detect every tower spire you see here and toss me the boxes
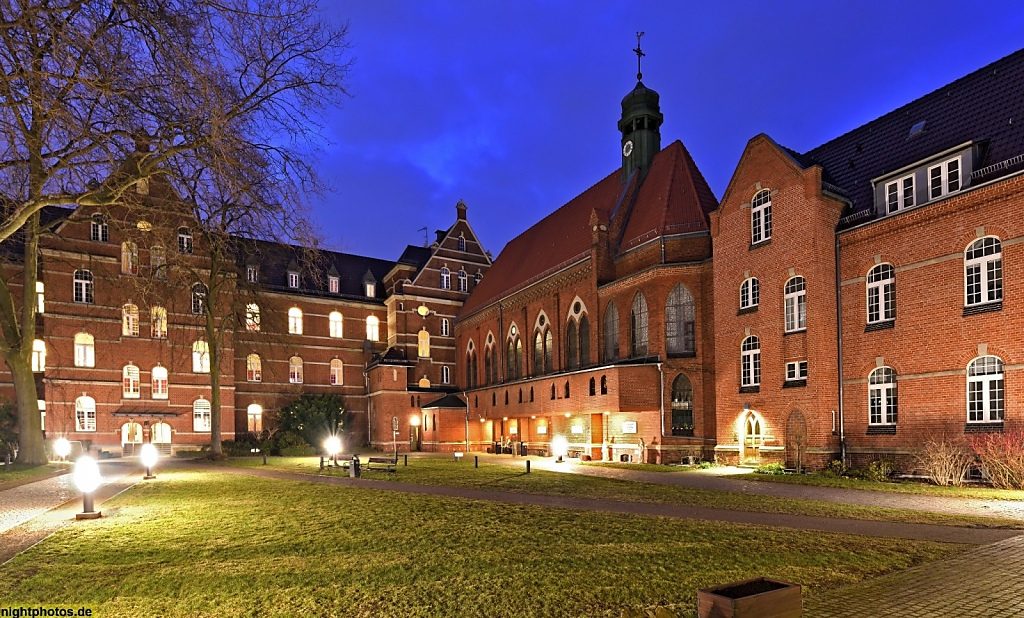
[633,31,645,81]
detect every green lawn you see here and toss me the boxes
[0,462,71,491]
[213,457,1024,529]
[0,469,965,617]
[729,472,1024,501]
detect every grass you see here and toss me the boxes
[581,461,687,473]
[0,469,966,617]
[213,456,1024,529]
[729,472,1024,501]
[0,461,71,490]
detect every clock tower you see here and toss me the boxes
[619,32,663,184]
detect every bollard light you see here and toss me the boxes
[54,437,72,461]
[140,443,159,479]
[551,436,568,463]
[325,436,341,466]
[73,456,103,520]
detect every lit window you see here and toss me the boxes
[884,174,915,214]
[245,303,260,332]
[193,399,211,432]
[288,307,303,334]
[152,365,168,399]
[75,396,96,432]
[192,340,210,373]
[418,329,430,357]
[968,356,1004,423]
[666,284,695,356]
[785,361,808,381]
[366,316,379,341]
[671,374,694,436]
[866,264,896,323]
[751,189,772,244]
[965,237,1002,307]
[150,245,166,279]
[31,339,46,372]
[191,283,207,315]
[330,359,343,385]
[784,276,806,332]
[740,277,759,310]
[38,400,45,431]
[74,333,95,367]
[289,356,303,384]
[246,354,262,382]
[741,336,760,387]
[178,227,193,254]
[364,282,375,297]
[122,303,140,337]
[440,267,451,290]
[121,241,139,275]
[247,404,263,432]
[287,271,299,288]
[629,292,648,357]
[90,215,108,242]
[35,281,44,314]
[246,265,258,283]
[928,157,961,199]
[442,366,450,384]
[457,269,468,292]
[151,306,167,339]
[457,235,466,251]
[122,364,141,398]
[868,367,897,425]
[328,276,339,293]
[441,318,450,337]
[329,312,343,338]
[73,269,94,304]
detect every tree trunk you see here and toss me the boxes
[207,319,223,456]
[12,357,44,464]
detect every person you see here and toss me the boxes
[638,437,646,464]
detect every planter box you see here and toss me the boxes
[697,577,801,618]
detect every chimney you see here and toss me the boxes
[456,200,467,220]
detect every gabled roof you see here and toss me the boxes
[421,394,467,409]
[801,48,1024,221]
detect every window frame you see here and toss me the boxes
[192,340,210,373]
[418,329,430,358]
[178,227,193,254]
[122,364,141,398]
[928,156,961,200]
[73,269,94,304]
[121,241,139,275]
[884,174,915,214]
[442,366,450,384]
[151,365,169,399]
[329,311,343,338]
[246,354,262,382]
[964,237,1002,307]
[74,333,95,368]
[246,265,259,283]
[245,303,261,332]
[90,215,109,242]
[122,303,140,337]
[151,306,168,339]
[868,367,897,425]
[665,284,696,356]
[289,356,304,384]
[288,307,303,335]
[784,276,806,333]
[287,271,299,289]
[866,264,896,323]
[785,360,808,381]
[31,339,46,373]
[741,336,760,387]
[629,293,649,357]
[330,359,343,385]
[967,356,1004,423]
[75,396,97,432]
[191,283,207,315]
[751,189,772,244]
[441,318,450,337]
[739,277,759,310]
[328,275,339,293]
[193,399,212,432]
[366,316,380,341]
[440,267,451,290]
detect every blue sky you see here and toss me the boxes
[312,1,1024,260]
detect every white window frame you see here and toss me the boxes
[152,366,168,399]
[928,157,961,200]
[967,356,1004,423]
[247,404,263,432]
[785,361,808,381]
[329,311,343,338]
[866,264,896,323]
[75,396,96,432]
[441,318,450,337]
[741,336,760,387]
[289,357,303,384]
[122,364,141,398]
[365,282,375,297]
[246,265,258,283]
[178,228,193,254]
[73,269,94,304]
[366,316,379,341]
[151,307,167,339]
[245,303,261,332]
[751,189,772,244]
[191,283,206,315]
[328,276,339,293]
[784,276,806,332]
[91,215,108,242]
[287,271,299,289]
[35,281,44,314]
[151,245,166,280]
[868,367,897,425]
[330,359,343,385]
[442,366,450,384]
[193,399,212,432]
[31,339,46,373]
[121,241,138,275]
[246,354,262,382]
[288,307,303,335]
[739,277,759,310]
[122,303,140,337]
[964,237,1002,307]
[74,333,95,367]
[884,174,915,214]
[457,235,466,251]
[457,270,468,292]
[440,267,451,290]
[192,341,210,373]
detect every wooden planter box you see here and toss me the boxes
[697,577,801,618]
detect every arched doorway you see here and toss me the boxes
[152,422,172,456]
[740,412,762,465]
[121,422,143,457]
[785,410,807,471]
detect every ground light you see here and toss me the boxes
[325,436,341,466]
[140,443,158,479]
[551,436,568,463]
[73,456,103,520]
[53,437,71,461]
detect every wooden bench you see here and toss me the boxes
[363,456,398,475]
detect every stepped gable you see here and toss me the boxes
[617,140,718,252]
[803,48,1024,218]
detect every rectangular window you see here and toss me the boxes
[288,272,299,288]
[884,174,914,214]
[35,282,44,314]
[152,377,168,399]
[365,282,375,297]
[785,361,807,381]
[246,266,258,283]
[329,276,339,293]
[929,157,962,199]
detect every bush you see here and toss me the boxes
[696,460,719,469]
[221,440,258,457]
[821,459,847,478]
[754,462,786,475]
[863,459,896,482]
[968,430,1024,490]
[915,435,974,487]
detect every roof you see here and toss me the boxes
[459,140,717,317]
[801,48,1024,221]
[421,394,467,409]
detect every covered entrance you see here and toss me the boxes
[121,422,143,456]
[112,411,178,456]
[740,411,763,465]
[152,422,172,455]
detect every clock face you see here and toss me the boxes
[622,140,634,157]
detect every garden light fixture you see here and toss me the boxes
[73,456,103,520]
[140,443,158,479]
[53,437,71,461]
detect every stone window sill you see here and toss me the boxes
[864,320,895,332]
[963,301,1002,317]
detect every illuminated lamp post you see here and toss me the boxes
[54,437,71,462]
[325,435,342,466]
[140,443,158,479]
[73,456,103,520]
[551,436,568,464]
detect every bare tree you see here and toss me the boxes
[0,0,350,463]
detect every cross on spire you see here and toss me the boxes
[633,31,645,81]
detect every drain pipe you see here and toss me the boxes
[834,234,847,465]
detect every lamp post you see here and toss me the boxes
[140,443,158,479]
[53,437,71,462]
[73,456,103,520]
[325,435,341,466]
[551,436,568,464]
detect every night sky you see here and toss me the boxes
[313,1,1024,261]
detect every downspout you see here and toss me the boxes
[363,369,372,448]
[464,390,470,451]
[834,234,846,465]
[657,361,666,443]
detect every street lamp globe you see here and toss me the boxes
[325,436,341,457]
[73,455,103,519]
[140,443,159,479]
[551,436,569,463]
[53,437,71,461]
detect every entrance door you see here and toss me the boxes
[409,425,421,451]
[121,422,143,456]
[152,422,172,456]
[590,413,605,461]
[742,414,761,465]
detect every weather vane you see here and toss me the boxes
[633,31,645,81]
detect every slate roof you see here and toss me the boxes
[421,393,467,409]
[800,48,1024,222]
[459,139,718,317]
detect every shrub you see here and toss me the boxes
[968,430,1024,490]
[696,460,719,469]
[754,462,786,475]
[821,459,847,478]
[863,459,896,482]
[915,435,974,487]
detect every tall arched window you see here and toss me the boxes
[600,375,608,395]
[868,367,897,426]
[516,338,524,379]
[967,356,1004,423]
[457,235,466,251]
[246,354,262,382]
[151,306,167,338]
[666,284,695,355]
[578,315,590,367]
[566,320,578,370]
[90,214,108,242]
[671,374,694,436]
[484,347,492,386]
[74,333,95,367]
[604,302,619,362]
[507,337,522,380]
[192,340,210,373]
[440,267,451,290]
[73,269,94,304]
[289,356,304,384]
[418,329,430,357]
[122,364,141,398]
[457,269,468,292]
[330,359,344,385]
[191,283,207,315]
[288,307,303,334]
[441,318,450,337]
[741,336,760,388]
[965,237,1002,307]
[246,303,261,332]
[151,365,169,399]
[543,330,553,374]
[329,311,343,338]
[466,348,476,388]
[121,241,138,275]
[366,316,380,341]
[867,264,896,324]
[630,292,649,357]
[247,404,263,432]
[784,276,806,332]
[751,189,771,244]
[122,303,140,336]
[193,399,211,431]
[31,339,46,372]
[442,366,450,384]
[150,245,166,279]
[534,331,544,376]
[75,396,96,431]
[740,277,759,310]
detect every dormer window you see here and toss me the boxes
[885,174,914,214]
[928,157,961,199]
[329,275,339,293]
[365,282,375,297]
[246,265,258,283]
[287,272,299,289]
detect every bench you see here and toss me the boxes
[364,456,398,475]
